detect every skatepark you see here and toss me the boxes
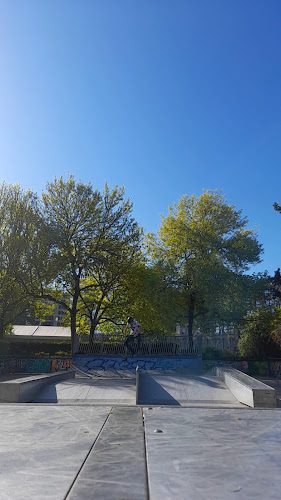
[0,353,281,499]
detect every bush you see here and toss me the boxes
[221,349,239,360]
[238,308,281,359]
[0,341,71,357]
[202,346,222,360]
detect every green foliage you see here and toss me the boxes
[146,190,263,335]
[40,176,141,343]
[0,178,269,353]
[0,182,42,336]
[6,341,71,357]
[247,361,268,376]
[98,321,124,337]
[273,202,281,214]
[0,176,142,348]
[202,347,239,360]
[202,346,222,359]
[238,308,281,358]
[121,261,181,335]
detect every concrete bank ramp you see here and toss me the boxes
[33,377,136,405]
[138,371,243,407]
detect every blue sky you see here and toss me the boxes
[0,0,280,275]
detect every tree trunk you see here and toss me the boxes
[70,292,79,357]
[0,314,5,340]
[90,320,96,337]
[188,292,195,338]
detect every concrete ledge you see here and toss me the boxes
[0,370,75,403]
[215,367,276,408]
[136,366,140,405]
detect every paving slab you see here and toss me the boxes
[138,373,242,406]
[67,407,147,500]
[0,405,111,500]
[144,407,281,500]
[33,377,136,404]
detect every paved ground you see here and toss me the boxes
[0,372,281,499]
[0,402,281,499]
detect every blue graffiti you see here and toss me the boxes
[73,355,202,377]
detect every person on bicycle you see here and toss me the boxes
[123,317,142,359]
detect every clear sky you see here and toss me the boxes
[0,1,280,275]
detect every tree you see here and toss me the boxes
[0,183,41,337]
[146,191,263,337]
[76,184,141,335]
[123,261,181,335]
[271,268,281,301]
[273,202,281,214]
[20,176,141,352]
[238,307,281,358]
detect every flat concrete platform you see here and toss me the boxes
[0,405,112,499]
[144,407,281,500]
[0,403,281,499]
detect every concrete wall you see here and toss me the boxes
[73,355,202,376]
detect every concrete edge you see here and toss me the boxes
[136,366,139,405]
[0,370,75,403]
[215,367,276,408]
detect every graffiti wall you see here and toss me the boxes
[0,358,72,374]
[73,354,202,377]
[50,359,72,372]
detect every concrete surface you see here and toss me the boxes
[216,367,276,408]
[33,377,136,405]
[0,370,75,403]
[67,407,147,500]
[0,368,281,499]
[0,405,111,499]
[144,407,281,500]
[0,402,281,499]
[138,372,242,406]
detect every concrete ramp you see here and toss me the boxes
[33,377,136,405]
[138,372,242,406]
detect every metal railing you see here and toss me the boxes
[77,334,202,357]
